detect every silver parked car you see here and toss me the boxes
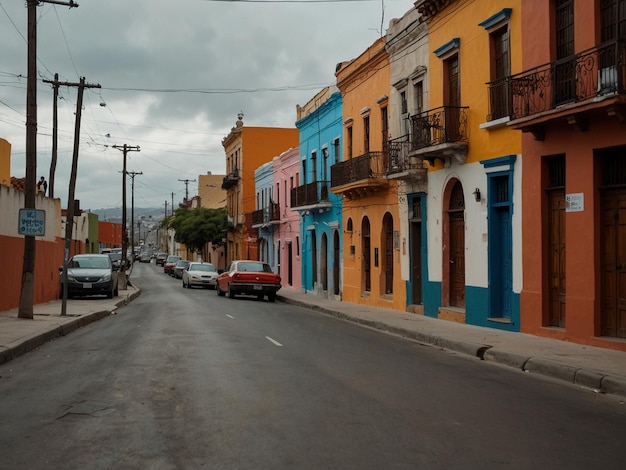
[59,254,119,299]
[182,262,218,289]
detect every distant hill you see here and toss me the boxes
[88,207,165,224]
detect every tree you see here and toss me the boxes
[168,207,226,254]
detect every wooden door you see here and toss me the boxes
[601,188,626,338]
[450,211,465,307]
[411,221,422,305]
[549,189,566,327]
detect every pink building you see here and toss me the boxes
[273,148,302,292]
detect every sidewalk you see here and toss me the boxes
[1,283,625,398]
[0,285,140,365]
[276,289,626,399]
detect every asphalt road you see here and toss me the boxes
[1,261,625,469]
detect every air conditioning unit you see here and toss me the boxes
[598,66,618,94]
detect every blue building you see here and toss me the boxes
[253,160,277,269]
[293,87,343,299]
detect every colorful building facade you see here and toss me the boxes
[416,0,523,329]
[294,87,343,299]
[509,0,626,350]
[273,147,302,292]
[332,37,406,311]
[385,6,429,312]
[221,115,299,264]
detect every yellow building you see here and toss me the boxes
[221,115,298,263]
[415,0,523,329]
[0,138,11,187]
[332,37,405,311]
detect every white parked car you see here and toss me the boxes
[182,262,218,289]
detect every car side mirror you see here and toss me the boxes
[58,266,64,272]
[112,264,120,272]
[217,269,224,274]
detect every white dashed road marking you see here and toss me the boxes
[266,336,283,347]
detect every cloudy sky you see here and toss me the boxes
[1,0,412,211]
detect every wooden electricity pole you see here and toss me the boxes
[59,77,101,316]
[19,0,78,319]
[112,144,140,290]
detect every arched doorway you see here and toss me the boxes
[333,229,340,296]
[382,212,394,295]
[310,230,317,290]
[320,232,328,292]
[446,180,465,307]
[361,217,371,293]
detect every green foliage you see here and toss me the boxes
[168,207,227,253]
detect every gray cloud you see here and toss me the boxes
[0,0,410,210]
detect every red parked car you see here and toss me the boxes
[163,255,181,275]
[216,260,281,302]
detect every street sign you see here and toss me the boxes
[18,209,46,236]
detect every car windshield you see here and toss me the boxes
[237,262,271,273]
[167,256,180,263]
[176,260,189,267]
[190,264,216,272]
[108,253,121,261]
[70,256,110,269]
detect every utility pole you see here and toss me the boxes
[171,192,175,215]
[112,144,140,290]
[20,0,78,320]
[127,171,143,255]
[60,78,101,317]
[178,178,196,205]
[43,73,59,198]
[60,77,101,316]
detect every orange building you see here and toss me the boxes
[332,37,406,310]
[510,0,626,350]
[221,114,298,263]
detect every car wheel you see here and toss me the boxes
[268,292,276,303]
[228,285,236,299]
[114,284,119,296]
[182,279,186,288]
[107,288,113,299]
[217,285,225,296]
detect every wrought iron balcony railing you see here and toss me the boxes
[251,203,280,227]
[290,181,330,209]
[330,151,387,188]
[503,39,626,120]
[411,106,469,150]
[221,167,240,190]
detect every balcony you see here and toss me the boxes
[386,135,428,183]
[251,202,281,228]
[330,151,389,199]
[290,181,331,212]
[221,167,240,190]
[505,40,626,139]
[410,106,469,166]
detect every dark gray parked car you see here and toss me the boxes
[59,254,119,299]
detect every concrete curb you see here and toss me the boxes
[277,295,626,399]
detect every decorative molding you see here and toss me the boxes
[478,8,512,30]
[434,38,460,58]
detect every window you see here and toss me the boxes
[346,126,353,159]
[601,0,626,41]
[381,106,388,152]
[488,25,511,120]
[363,115,370,153]
[400,90,408,114]
[311,151,317,182]
[333,138,340,164]
[414,81,424,115]
[322,147,329,182]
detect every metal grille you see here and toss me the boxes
[601,147,626,186]
[493,176,510,203]
[547,155,566,189]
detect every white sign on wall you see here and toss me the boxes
[565,193,584,213]
[18,209,46,236]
